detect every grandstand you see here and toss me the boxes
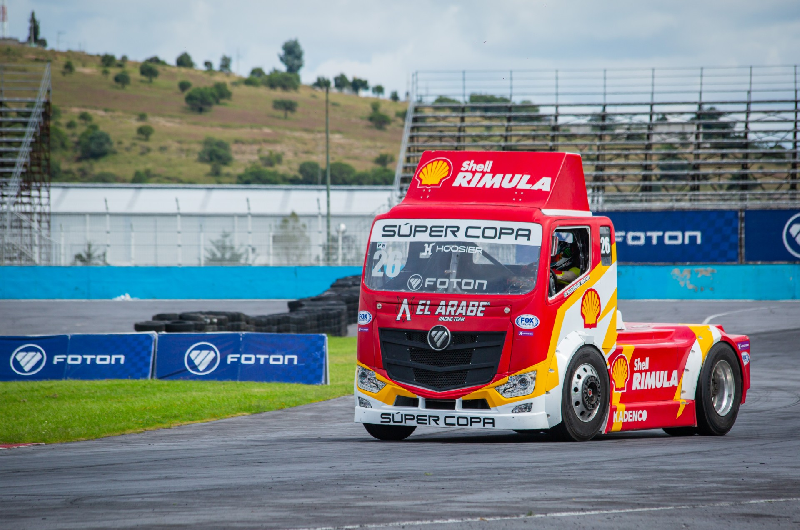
[394,66,799,210]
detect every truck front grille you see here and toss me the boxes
[379,328,506,392]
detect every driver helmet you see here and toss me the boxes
[553,240,575,270]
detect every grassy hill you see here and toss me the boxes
[2,46,406,185]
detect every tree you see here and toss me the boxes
[178,80,192,93]
[334,73,350,92]
[236,165,290,184]
[72,242,107,266]
[298,161,321,184]
[213,82,232,101]
[114,70,131,88]
[27,11,46,47]
[273,99,298,119]
[205,232,248,265]
[136,125,154,141]
[145,56,167,65]
[373,153,395,168]
[351,77,369,96]
[137,112,148,122]
[371,85,385,97]
[219,55,232,73]
[390,91,399,102]
[50,126,70,152]
[185,87,215,112]
[204,60,213,72]
[368,102,391,130]
[101,68,110,78]
[139,62,159,82]
[66,119,77,129]
[101,54,116,67]
[250,67,267,78]
[118,55,128,67]
[260,150,283,167]
[278,39,304,74]
[176,52,194,68]
[274,212,309,264]
[62,61,75,76]
[312,76,331,89]
[78,127,114,159]
[197,137,233,165]
[78,111,93,125]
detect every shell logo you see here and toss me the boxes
[611,355,629,392]
[415,158,453,187]
[581,288,601,329]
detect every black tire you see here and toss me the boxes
[179,312,206,322]
[134,320,166,332]
[152,313,179,322]
[663,427,698,436]
[552,346,610,442]
[363,423,416,441]
[695,343,742,436]
[165,321,196,333]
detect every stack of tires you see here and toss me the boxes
[132,274,361,337]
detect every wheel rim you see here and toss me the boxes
[710,359,735,416]
[571,363,602,422]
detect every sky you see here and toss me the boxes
[6,0,800,96]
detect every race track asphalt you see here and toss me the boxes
[1,301,799,529]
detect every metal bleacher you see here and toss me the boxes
[394,66,799,211]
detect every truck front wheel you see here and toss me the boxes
[553,347,610,442]
[363,423,416,441]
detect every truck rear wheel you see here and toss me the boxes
[553,347,610,442]
[695,343,742,436]
[363,423,416,441]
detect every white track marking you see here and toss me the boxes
[294,497,800,530]
[702,306,776,325]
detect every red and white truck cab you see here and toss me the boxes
[354,151,751,441]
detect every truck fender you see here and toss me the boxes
[544,331,597,428]
[680,325,722,401]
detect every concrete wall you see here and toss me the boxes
[1,265,797,300]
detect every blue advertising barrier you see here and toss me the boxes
[155,333,328,384]
[0,333,156,381]
[606,210,739,263]
[744,209,800,262]
[0,266,362,300]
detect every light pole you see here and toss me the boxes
[325,85,331,264]
[337,223,346,266]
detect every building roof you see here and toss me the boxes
[50,183,395,216]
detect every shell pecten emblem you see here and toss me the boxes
[611,355,629,392]
[415,158,453,187]
[581,288,601,329]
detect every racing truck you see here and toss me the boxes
[354,151,751,442]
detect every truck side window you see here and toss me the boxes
[550,227,591,296]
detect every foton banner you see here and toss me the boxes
[155,333,328,384]
[0,333,156,381]
[744,209,800,262]
[605,210,739,264]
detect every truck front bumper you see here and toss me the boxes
[353,389,551,431]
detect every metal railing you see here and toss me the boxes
[396,66,800,209]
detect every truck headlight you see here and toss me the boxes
[357,367,386,394]
[495,370,537,398]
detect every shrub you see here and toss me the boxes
[197,137,232,165]
[260,151,283,167]
[298,161,321,183]
[78,111,92,124]
[136,125,154,141]
[65,119,77,129]
[390,91,399,102]
[265,69,299,91]
[243,76,261,87]
[118,55,128,67]
[113,70,131,88]
[178,80,192,93]
[236,165,291,185]
[137,112,147,121]
[101,68,109,78]
[368,102,391,130]
[184,87,215,112]
[100,54,116,67]
[145,56,167,65]
[61,61,74,76]
[51,126,70,151]
[272,99,298,119]
[213,82,232,101]
[373,153,395,168]
[78,128,114,160]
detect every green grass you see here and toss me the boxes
[0,337,356,444]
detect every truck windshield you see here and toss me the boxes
[364,219,542,295]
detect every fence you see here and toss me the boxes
[396,66,800,208]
